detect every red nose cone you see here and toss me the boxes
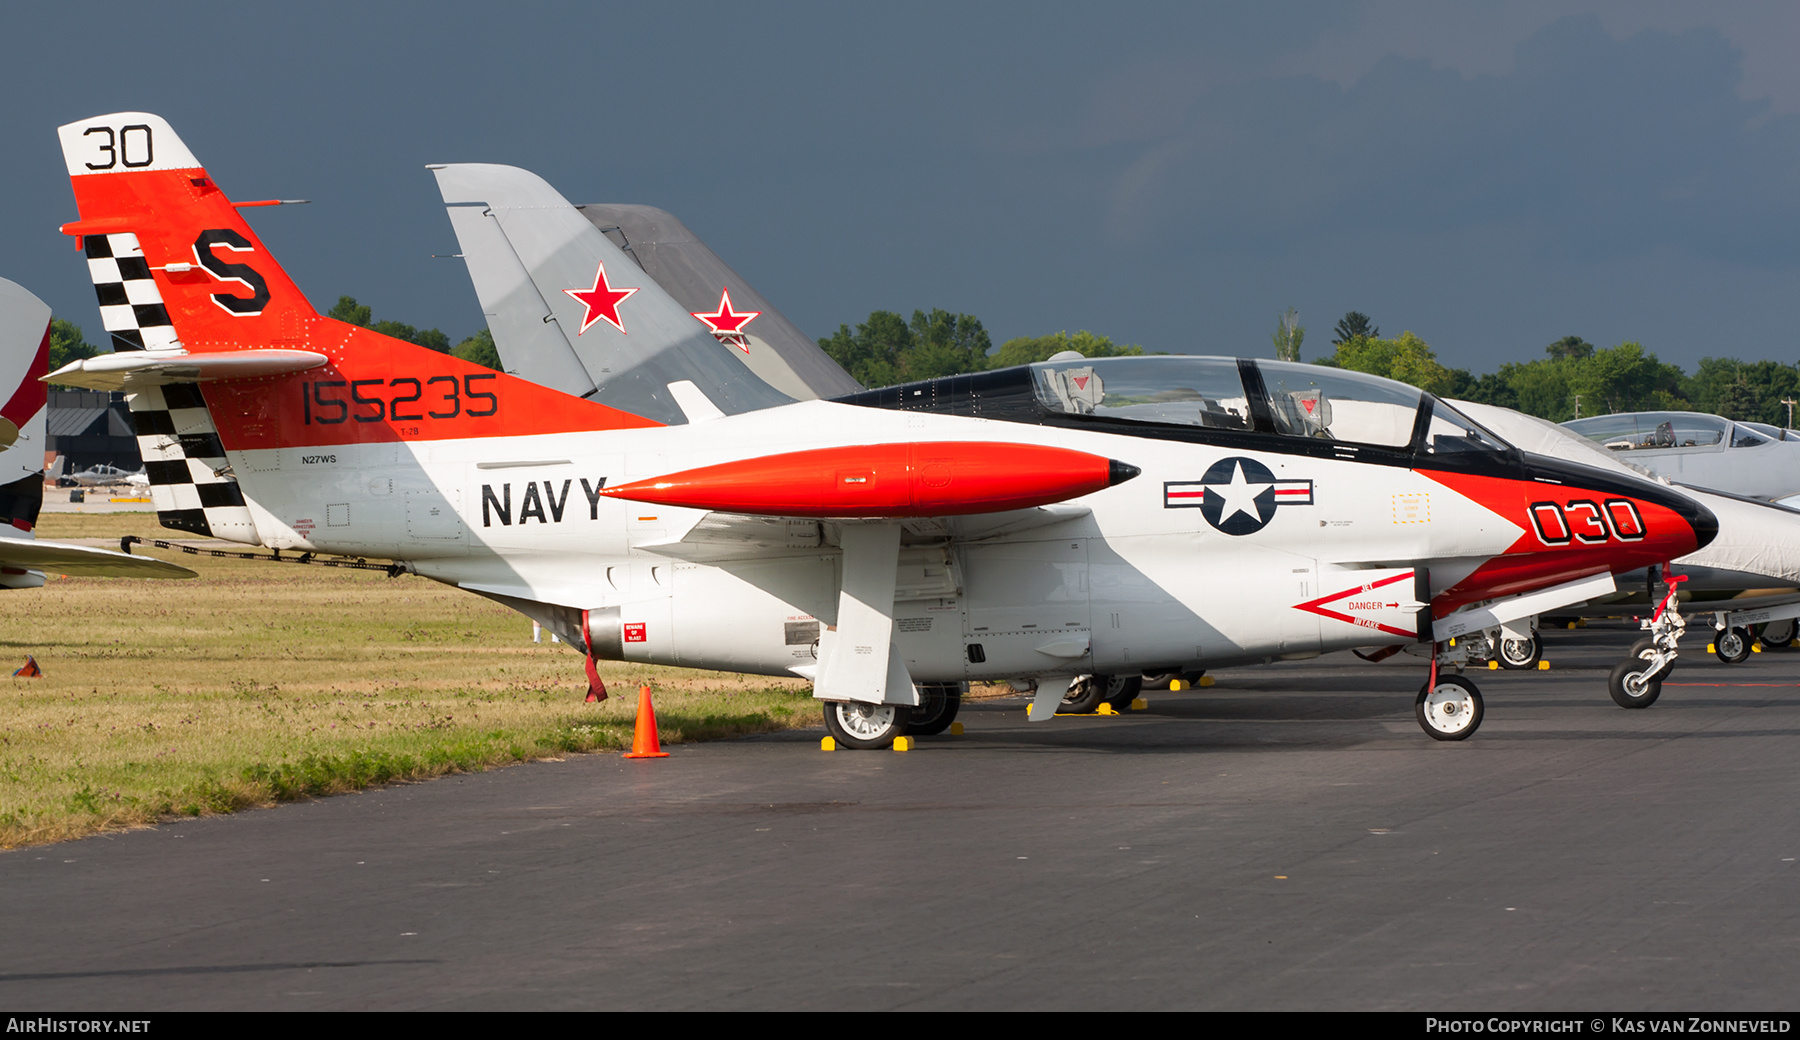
[601,442,1134,517]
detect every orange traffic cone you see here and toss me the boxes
[12,656,40,678]
[583,653,607,703]
[623,684,670,759]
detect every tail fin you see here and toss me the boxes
[431,164,795,424]
[0,278,50,529]
[58,114,662,544]
[59,113,316,350]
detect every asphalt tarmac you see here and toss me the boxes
[4,623,1798,1011]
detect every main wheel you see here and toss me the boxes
[1609,656,1663,708]
[823,701,912,749]
[1496,632,1542,669]
[1415,675,1484,741]
[1714,626,1752,665]
[1061,674,1133,714]
[1760,618,1797,650]
[906,683,962,737]
[1104,675,1144,710]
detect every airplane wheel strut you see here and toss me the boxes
[1714,626,1753,665]
[1496,633,1542,670]
[1415,675,1483,741]
[823,701,912,750]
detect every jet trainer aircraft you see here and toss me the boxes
[50,113,1717,746]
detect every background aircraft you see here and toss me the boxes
[0,276,191,585]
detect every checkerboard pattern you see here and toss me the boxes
[126,383,261,543]
[83,233,180,352]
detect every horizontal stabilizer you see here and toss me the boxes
[601,442,1139,518]
[45,349,327,391]
[0,535,195,578]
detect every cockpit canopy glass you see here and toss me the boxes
[1255,361,1424,448]
[1564,412,1733,452]
[1032,356,1252,430]
[1025,356,1511,455]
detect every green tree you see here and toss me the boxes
[1572,342,1686,415]
[48,319,102,370]
[818,309,992,385]
[1545,335,1594,360]
[819,310,913,387]
[452,328,502,371]
[988,330,1145,368]
[1271,307,1304,362]
[328,296,372,327]
[1332,311,1377,345]
[904,309,991,380]
[1319,330,1452,395]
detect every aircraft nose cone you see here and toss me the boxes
[1687,499,1720,552]
[1108,460,1141,486]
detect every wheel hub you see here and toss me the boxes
[836,703,897,739]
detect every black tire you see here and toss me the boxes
[1104,676,1144,710]
[1630,636,1657,660]
[1140,672,1177,691]
[822,701,912,749]
[1714,626,1753,665]
[906,683,962,737]
[1609,657,1663,708]
[1415,674,1483,741]
[1496,632,1542,670]
[1061,674,1135,714]
[1760,618,1796,650]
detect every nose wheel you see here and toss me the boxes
[1416,674,1484,741]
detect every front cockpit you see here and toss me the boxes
[836,355,1512,466]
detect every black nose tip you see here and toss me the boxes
[1108,460,1141,486]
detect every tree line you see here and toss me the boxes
[822,306,1800,427]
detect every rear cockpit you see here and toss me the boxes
[836,355,1512,465]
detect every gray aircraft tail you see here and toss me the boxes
[575,203,861,400]
[433,164,845,425]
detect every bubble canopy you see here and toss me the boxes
[838,355,1512,459]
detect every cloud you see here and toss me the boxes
[1092,16,1800,270]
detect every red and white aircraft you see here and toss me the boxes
[0,275,192,585]
[50,113,1716,745]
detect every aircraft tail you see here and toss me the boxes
[56,113,662,544]
[0,278,50,530]
[431,164,798,424]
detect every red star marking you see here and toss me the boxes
[692,287,761,336]
[563,262,640,335]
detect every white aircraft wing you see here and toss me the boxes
[0,536,196,578]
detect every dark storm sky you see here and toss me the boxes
[5,1,1799,373]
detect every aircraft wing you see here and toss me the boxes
[0,535,195,578]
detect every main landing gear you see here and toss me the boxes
[822,682,965,748]
[1059,674,1142,714]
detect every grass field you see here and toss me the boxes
[1,511,821,848]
